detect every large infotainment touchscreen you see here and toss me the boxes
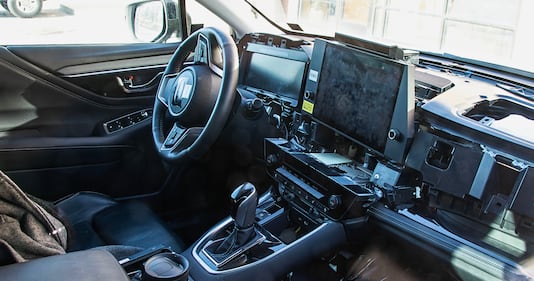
[311,42,408,155]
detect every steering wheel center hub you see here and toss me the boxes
[169,69,195,116]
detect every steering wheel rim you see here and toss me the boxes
[152,27,238,163]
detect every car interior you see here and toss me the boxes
[0,1,533,281]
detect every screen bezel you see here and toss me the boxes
[238,43,309,107]
[303,39,415,164]
[313,42,404,154]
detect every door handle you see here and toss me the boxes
[116,72,163,94]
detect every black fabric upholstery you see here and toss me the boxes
[56,192,115,251]
[93,200,184,251]
[56,192,184,253]
[0,249,129,281]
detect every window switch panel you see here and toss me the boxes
[104,109,152,134]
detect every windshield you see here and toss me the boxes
[247,0,533,73]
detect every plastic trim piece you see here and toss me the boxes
[190,219,345,276]
[62,64,167,78]
[103,108,152,134]
[368,204,530,281]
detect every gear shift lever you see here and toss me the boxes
[231,182,258,231]
[210,182,259,258]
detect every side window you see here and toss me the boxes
[1,1,137,44]
[0,0,231,45]
[185,0,231,35]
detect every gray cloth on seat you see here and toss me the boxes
[93,245,144,261]
[0,171,68,265]
[0,249,129,281]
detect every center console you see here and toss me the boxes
[180,135,403,280]
[183,181,348,281]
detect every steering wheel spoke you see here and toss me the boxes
[193,32,224,78]
[157,74,180,108]
[161,123,186,149]
[162,123,204,153]
[193,32,210,65]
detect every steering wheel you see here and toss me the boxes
[152,27,238,163]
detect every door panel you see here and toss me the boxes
[0,44,178,201]
[65,67,165,98]
[5,44,177,99]
[7,44,178,73]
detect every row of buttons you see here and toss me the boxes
[276,173,331,216]
[104,109,152,134]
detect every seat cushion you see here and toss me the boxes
[56,192,184,253]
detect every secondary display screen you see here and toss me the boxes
[313,43,404,153]
[243,52,306,100]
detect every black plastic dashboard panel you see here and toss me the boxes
[368,204,530,281]
[406,130,484,198]
[421,73,533,163]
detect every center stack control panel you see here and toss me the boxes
[265,138,375,225]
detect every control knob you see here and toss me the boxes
[266,154,279,166]
[328,195,342,210]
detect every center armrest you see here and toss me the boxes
[0,249,129,281]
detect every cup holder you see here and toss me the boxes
[142,253,189,281]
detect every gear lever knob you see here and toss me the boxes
[230,182,257,229]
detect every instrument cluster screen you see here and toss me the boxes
[243,52,306,101]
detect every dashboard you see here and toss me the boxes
[234,32,534,279]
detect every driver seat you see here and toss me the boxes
[55,192,185,255]
[0,167,184,265]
